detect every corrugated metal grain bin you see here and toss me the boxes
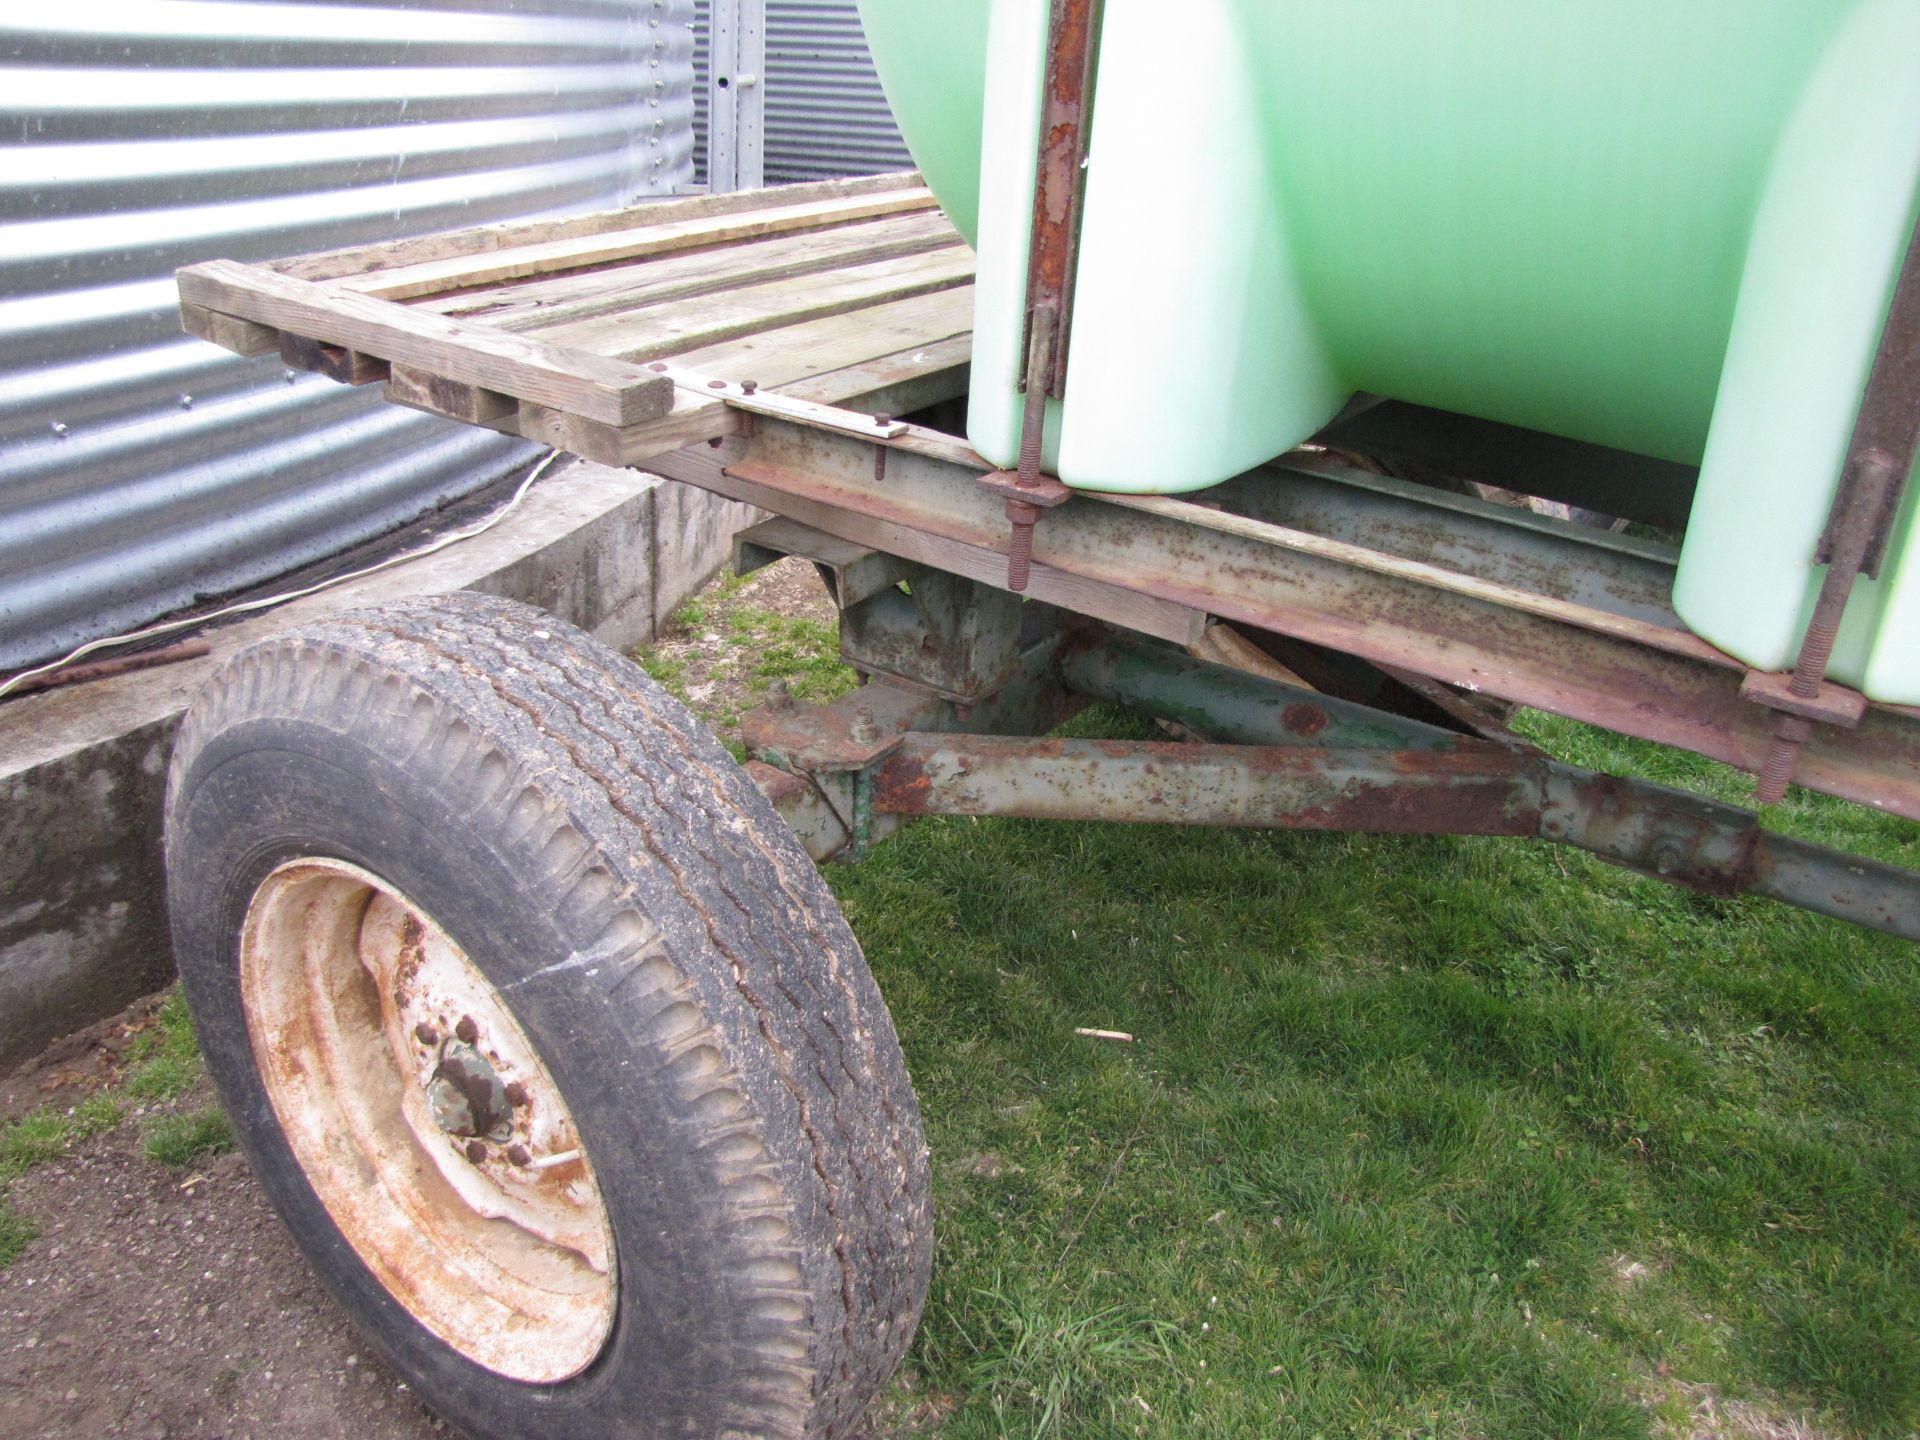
[692,0,907,188]
[0,0,694,672]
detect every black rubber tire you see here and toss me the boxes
[164,592,932,1440]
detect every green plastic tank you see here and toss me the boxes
[855,0,1920,704]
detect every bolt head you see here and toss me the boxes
[506,1144,532,1167]
[414,1021,439,1046]
[455,1016,479,1045]
[464,1139,488,1164]
[503,1081,529,1108]
[873,413,892,427]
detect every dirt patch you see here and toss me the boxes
[0,1066,929,1439]
[0,995,167,1128]
[0,1075,444,1440]
[638,554,844,746]
[1649,1379,1838,1440]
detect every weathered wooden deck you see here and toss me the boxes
[178,171,974,469]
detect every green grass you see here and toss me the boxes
[123,988,205,1101]
[811,705,1920,1439]
[0,1202,33,1269]
[0,985,214,1269]
[633,576,1919,1435]
[0,1091,125,1267]
[633,582,860,757]
[144,1107,234,1169]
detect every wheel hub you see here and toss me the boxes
[239,857,617,1383]
[425,1039,514,1142]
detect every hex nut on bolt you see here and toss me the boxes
[503,1081,529,1107]
[464,1139,488,1164]
[414,1021,439,1046]
[455,1016,479,1044]
[507,1144,532,1167]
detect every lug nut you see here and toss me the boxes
[506,1144,532,1167]
[414,1021,439,1046]
[503,1081,529,1107]
[464,1139,488,1164]
[455,1015,479,1045]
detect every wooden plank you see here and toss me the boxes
[675,373,909,439]
[278,332,389,385]
[777,334,973,422]
[180,302,280,356]
[514,289,977,469]
[277,170,926,281]
[337,187,940,302]
[516,393,744,467]
[418,210,965,332]
[177,260,673,426]
[528,246,975,361]
[386,364,518,430]
[777,331,973,405]
[671,285,975,387]
[1190,622,1315,689]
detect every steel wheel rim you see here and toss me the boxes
[240,858,617,1382]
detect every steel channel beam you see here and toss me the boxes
[852,733,1920,943]
[1541,765,1920,943]
[739,614,1920,940]
[649,421,1920,820]
[870,734,1545,836]
[1058,627,1471,751]
[1214,463,1682,626]
[1317,399,1699,533]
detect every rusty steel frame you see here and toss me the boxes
[726,560,1920,942]
[648,5,1920,945]
[1749,209,1920,802]
[979,0,1103,590]
[647,414,1920,823]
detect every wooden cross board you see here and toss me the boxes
[176,171,976,469]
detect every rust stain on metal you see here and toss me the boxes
[1021,0,1102,394]
[1282,702,1329,737]
[871,734,1540,836]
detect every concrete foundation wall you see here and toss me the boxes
[0,461,758,1068]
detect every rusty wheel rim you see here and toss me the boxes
[240,858,617,1382]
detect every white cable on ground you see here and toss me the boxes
[0,449,563,702]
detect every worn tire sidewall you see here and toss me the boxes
[169,713,773,1438]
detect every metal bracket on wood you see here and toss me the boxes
[1747,210,1920,803]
